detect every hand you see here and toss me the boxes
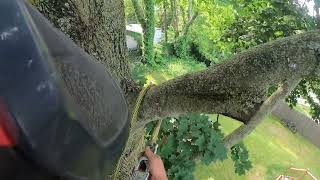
[144,147,168,180]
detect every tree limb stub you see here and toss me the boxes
[134,30,320,129]
[223,78,301,148]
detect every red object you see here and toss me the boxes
[0,102,16,147]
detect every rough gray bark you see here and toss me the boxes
[30,0,133,90]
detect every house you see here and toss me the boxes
[126,24,162,50]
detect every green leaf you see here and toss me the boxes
[159,134,176,159]
[194,135,206,151]
[202,151,215,165]
[231,143,252,175]
[214,143,228,160]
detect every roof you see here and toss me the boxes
[126,24,143,34]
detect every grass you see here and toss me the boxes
[194,115,320,180]
[131,56,206,86]
[293,104,312,118]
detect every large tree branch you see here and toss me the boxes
[223,78,301,148]
[134,30,320,129]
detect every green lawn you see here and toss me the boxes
[194,115,320,180]
[293,104,312,118]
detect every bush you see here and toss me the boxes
[147,114,227,180]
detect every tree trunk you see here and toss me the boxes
[315,1,320,29]
[131,0,155,63]
[143,0,155,63]
[188,0,193,21]
[172,0,180,37]
[167,0,175,30]
[180,4,187,26]
[29,0,144,179]
[182,12,198,36]
[131,0,146,27]
[163,0,168,43]
[31,0,131,86]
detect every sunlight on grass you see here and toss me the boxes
[293,104,312,118]
[194,115,320,180]
[132,58,206,85]
[167,63,188,75]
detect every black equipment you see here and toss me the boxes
[0,0,129,179]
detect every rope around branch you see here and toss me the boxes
[131,84,154,128]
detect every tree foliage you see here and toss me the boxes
[147,114,227,179]
[146,114,253,179]
[223,0,315,51]
[231,143,252,175]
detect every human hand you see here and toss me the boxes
[144,147,168,180]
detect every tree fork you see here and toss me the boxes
[223,78,301,148]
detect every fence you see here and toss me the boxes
[272,102,320,149]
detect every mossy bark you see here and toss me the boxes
[131,0,155,63]
[31,0,131,86]
[143,0,155,63]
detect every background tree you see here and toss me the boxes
[131,0,156,63]
[315,0,320,28]
[29,0,320,179]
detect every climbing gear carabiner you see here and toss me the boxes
[132,144,158,180]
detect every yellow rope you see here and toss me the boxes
[131,84,153,128]
[112,84,154,180]
[130,83,162,145]
[130,83,162,146]
[150,119,162,145]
